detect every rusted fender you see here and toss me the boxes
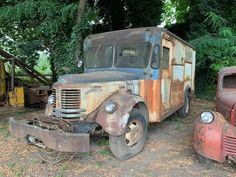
[96,93,147,136]
[193,112,226,162]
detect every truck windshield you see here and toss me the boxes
[115,43,150,68]
[85,45,113,68]
[223,74,236,89]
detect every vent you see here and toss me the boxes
[61,89,81,109]
[224,136,236,156]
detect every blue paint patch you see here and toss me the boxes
[152,69,160,80]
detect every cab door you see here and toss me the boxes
[160,38,172,118]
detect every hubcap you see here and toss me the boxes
[125,120,143,147]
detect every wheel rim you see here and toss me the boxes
[185,96,189,114]
[125,120,143,147]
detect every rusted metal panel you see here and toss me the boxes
[24,87,49,105]
[96,93,145,136]
[9,117,89,153]
[193,112,225,162]
[140,80,161,122]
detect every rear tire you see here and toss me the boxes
[109,109,148,160]
[177,92,190,118]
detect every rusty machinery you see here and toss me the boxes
[0,49,52,107]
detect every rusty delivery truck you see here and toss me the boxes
[9,27,196,163]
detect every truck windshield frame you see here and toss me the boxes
[85,45,113,68]
[115,43,151,68]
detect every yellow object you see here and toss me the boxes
[9,87,24,107]
[0,61,6,98]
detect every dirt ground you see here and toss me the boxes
[0,98,236,177]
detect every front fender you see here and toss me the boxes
[193,112,226,162]
[96,93,146,136]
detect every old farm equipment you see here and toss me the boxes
[193,67,236,164]
[0,49,52,107]
[9,27,196,163]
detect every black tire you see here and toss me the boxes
[199,154,213,166]
[177,92,190,118]
[109,109,148,160]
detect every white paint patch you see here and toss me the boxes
[172,65,184,81]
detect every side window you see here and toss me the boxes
[162,47,170,69]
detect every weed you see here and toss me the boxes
[99,149,112,156]
[79,152,93,158]
[7,162,24,177]
[15,168,24,177]
[97,138,109,146]
[8,162,15,169]
[0,127,10,139]
[95,161,103,168]
[55,163,69,177]
[30,159,39,165]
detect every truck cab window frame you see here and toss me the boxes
[162,47,170,69]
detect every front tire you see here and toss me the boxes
[109,109,148,160]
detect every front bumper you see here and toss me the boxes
[9,117,89,153]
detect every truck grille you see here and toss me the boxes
[52,89,56,108]
[224,136,236,156]
[61,89,81,109]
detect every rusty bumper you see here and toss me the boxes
[9,117,89,153]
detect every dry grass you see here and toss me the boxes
[0,98,235,177]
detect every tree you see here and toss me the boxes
[0,0,96,80]
[125,0,163,27]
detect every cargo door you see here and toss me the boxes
[160,38,172,117]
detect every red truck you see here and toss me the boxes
[193,67,236,164]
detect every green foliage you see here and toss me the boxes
[162,0,189,26]
[125,0,163,27]
[0,0,96,79]
[190,12,236,89]
[34,53,52,75]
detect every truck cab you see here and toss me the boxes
[193,67,236,164]
[10,27,196,162]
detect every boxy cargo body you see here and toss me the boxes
[10,27,196,162]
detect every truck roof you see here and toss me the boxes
[219,67,236,77]
[84,27,195,50]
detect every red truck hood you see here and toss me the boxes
[218,92,236,109]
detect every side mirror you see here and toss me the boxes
[151,62,158,69]
[151,45,160,69]
[77,60,83,68]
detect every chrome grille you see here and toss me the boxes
[224,136,236,156]
[61,89,81,109]
[52,89,56,108]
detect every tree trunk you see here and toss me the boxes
[75,0,88,62]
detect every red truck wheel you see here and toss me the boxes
[109,109,148,160]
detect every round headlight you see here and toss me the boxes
[48,95,54,105]
[200,111,214,123]
[104,101,117,114]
